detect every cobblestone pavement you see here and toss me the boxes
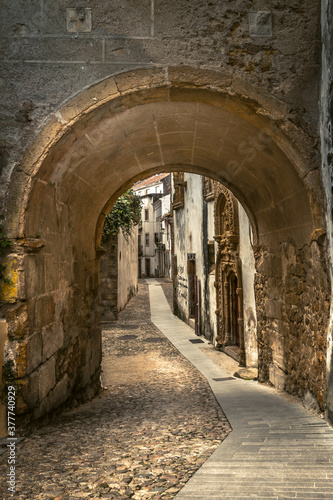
[0,280,231,499]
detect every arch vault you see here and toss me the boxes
[1,67,330,425]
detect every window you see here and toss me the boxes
[204,177,215,201]
[172,172,186,210]
[145,209,149,221]
[145,233,149,246]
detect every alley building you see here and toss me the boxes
[134,174,172,279]
[172,174,258,369]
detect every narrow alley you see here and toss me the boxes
[0,280,230,499]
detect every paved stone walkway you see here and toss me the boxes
[147,279,333,500]
[0,280,230,499]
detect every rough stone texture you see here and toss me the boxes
[100,235,118,321]
[0,0,321,203]
[303,389,321,413]
[0,281,230,499]
[0,0,332,425]
[321,0,333,425]
[255,238,330,411]
[100,228,138,321]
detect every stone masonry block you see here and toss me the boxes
[168,66,233,90]
[1,254,24,303]
[35,294,55,330]
[5,37,101,62]
[269,363,286,391]
[87,0,151,37]
[0,0,41,35]
[42,322,64,362]
[26,331,42,374]
[77,363,91,390]
[104,39,151,64]
[90,332,102,374]
[24,254,45,300]
[262,253,282,278]
[6,302,30,340]
[48,374,70,409]
[38,356,56,401]
[115,68,168,95]
[15,342,27,379]
[265,298,283,320]
[22,369,40,409]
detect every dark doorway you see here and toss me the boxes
[187,255,196,319]
[146,259,151,278]
[229,272,239,347]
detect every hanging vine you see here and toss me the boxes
[102,189,142,242]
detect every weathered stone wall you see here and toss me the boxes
[100,228,138,322]
[321,0,333,423]
[0,0,331,425]
[0,0,322,208]
[0,320,7,436]
[2,231,102,428]
[100,236,118,322]
[255,235,330,411]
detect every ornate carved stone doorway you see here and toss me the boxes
[214,185,246,366]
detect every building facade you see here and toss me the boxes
[134,174,172,278]
[172,173,258,368]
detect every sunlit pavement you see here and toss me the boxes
[148,279,333,500]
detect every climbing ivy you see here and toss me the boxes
[102,189,142,242]
[0,215,12,284]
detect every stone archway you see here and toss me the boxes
[1,67,330,426]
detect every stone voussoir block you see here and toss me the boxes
[168,66,233,91]
[115,67,169,95]
[230,75,289,120]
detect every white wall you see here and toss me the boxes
[173,174,204,325]
[207,200,218,340]
[117,227,138,311]
[238,203,258,367]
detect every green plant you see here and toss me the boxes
[0,215,12,284]
[102,189,142,242]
